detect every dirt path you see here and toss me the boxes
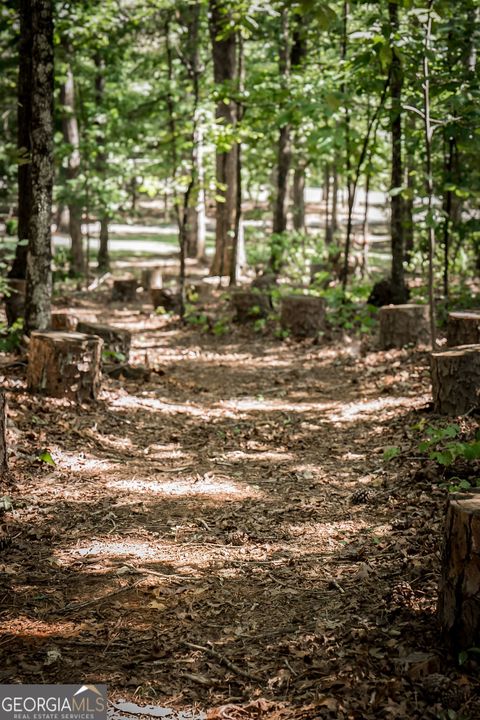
[0,300,477,719]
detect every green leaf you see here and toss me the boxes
[383,446,400,461]
[38,451,56,467]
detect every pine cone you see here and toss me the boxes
[350,488,375,505]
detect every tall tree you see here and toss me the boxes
[209,0,238,277]
[24,0,54,334]
[8,0,32,284]
[95,52,110,274]
[272,7,292,238]
[60,52,84,275]
[389,1,407,303]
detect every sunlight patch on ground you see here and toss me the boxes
[327,395,425,423]
[70,540,160,559]
[219,397,335,413]
[1,618,84,638]
[106,475,262,498]
[56,452,118,473]
[216,450,294,463]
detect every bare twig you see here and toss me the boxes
[184,641,261,682]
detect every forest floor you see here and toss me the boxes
[0,285,479,720]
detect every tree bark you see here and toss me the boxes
[60,57,84,275]
[431,345,480,415]
[8,0,32,286]
[272,8,292,239]
[95,53,110,273]
[24,0,54,335]
[438,488,480,653]
[0,393,7,476]
[292,164,306,232]
[389,2,407,304]
[208,0,237,277]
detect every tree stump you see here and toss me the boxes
[50,312,78,331]
[378,303,430,349]
[0,392,7,475]
[231,289,271,323]
[141,267,163,290]
[438,488,480,652]
[4,279,26,326]
[27,331,103,401]
[280,295,326,338]
[431,344,480,415]
[76,321,131,361]
[151,288,182,313]
[112,277,138,303]
[447,311,480,347]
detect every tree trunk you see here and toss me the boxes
[95,53,110,273]
[281,295,327,339]
[186,123,207,260]
[389,2,407,304]
[24,0,54,335]
[438,488,480,653]
[378,304,430,349]
[292,165,306,232]
[0,393,7,476]
[447,311,480,347]
[8,0,32,287]
[27,331,103,401]
[208,0,237,277]
[60,57,84,275]
[404,115,415,262]
[431,345,480,415]
[324,164,333,244]
[332,161,338,236]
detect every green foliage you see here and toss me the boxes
[0,319,23,353]
[383,446,400,461]
[418,424,480,491]
[37,450,56,467]
[102,349,127,363]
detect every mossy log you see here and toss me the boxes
[438,488,480,652]
[112,277,138,302]
[0,392,7,475]
[280,295,326,338]
[231,289,271,323]
[378,303,430,349]
[447,311,480,347]
[151,288,182,313]
[27,331,103,401]
[50,312,78,331]
[5,279,26,326]
[141,267,163,290]
[76,321,131,360]
[431,344,480,415]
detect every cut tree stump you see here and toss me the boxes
[431,344,480,415]
[280,295,326,338]
[27,331,103,401]
[447,311,480,347]
[76,321,131,361]
[4,279,26,326]
[50,312,78,331]
[141,267,163,290]
[438,488,480,652]
[231,289,271,323]
[378,303,429,349]
[0,392,7,475]
[112,278,138,303]
[151,288,182,313]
